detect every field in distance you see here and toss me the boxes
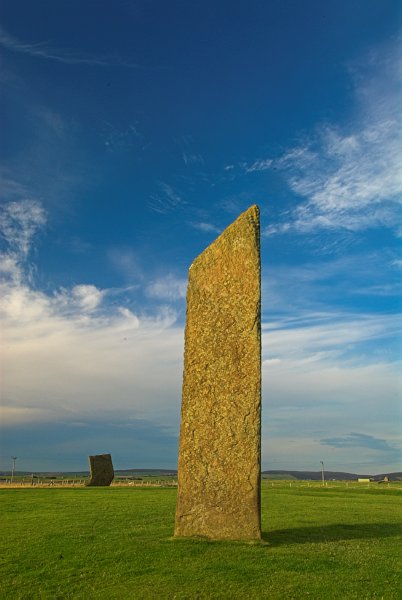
[1,481,401,599]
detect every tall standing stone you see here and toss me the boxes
[174,205,261,540]
[87,453,114,486]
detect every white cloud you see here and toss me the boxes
[263,313,401,361]
[54,284,106,314]
[259,40,402,236]
[276,119,402,233]
[262,358,281,366]
[0,201,183,431]
[0,253,20,280]
[0,199,46,259]
[146,274,187,301]
[72,284,104,312]
[1,276,183,428]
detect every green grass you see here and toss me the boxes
[1,482,401,599]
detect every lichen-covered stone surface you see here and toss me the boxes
[174,205,261,540]
[87,453,114,486]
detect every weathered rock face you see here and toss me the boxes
[174,205,261,540]
[87,453,114,487]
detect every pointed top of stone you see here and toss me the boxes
[190,204,260,271]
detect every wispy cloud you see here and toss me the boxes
[190,221,221,234]
[320,432,398,453]
[262,312,402,366]
[172,135,204,168]
[1,201,183,434]
[1,277,182,428]
[270,118,402,234]
[55,284,106,314]
[146,274,187,301]
[242,158,273,173]
[0,24,139,67]
[0,171,30,200]
[148,182,187,214]
[0,199,46,275]
[182,152,204,167]
[250,40,402,236]
[218,194,258,215]
[101,122,145,152]
[262,252,402,320]
[107,247,143,282]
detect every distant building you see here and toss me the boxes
[357,478,372,483]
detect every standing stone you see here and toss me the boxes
[174,205,261,540]
[87,453,114,487]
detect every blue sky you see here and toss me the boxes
[1,1,401,474]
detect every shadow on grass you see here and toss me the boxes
[262,523,402,546]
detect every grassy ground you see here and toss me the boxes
[1,482,401,599]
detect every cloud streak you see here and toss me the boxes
[0,199,46,260]
[0,25,139,67]
[263,313,402,364]
[148,182,187,214]
[269,117,402,235]
[190,221,221,234]
[146,274,187,301]
[320,432,398,453]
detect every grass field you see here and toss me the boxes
[1,481,401,599]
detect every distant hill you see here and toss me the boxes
[262,470,402,481]
[375,472,402,481]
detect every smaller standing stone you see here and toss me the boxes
[86,453,114,486]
